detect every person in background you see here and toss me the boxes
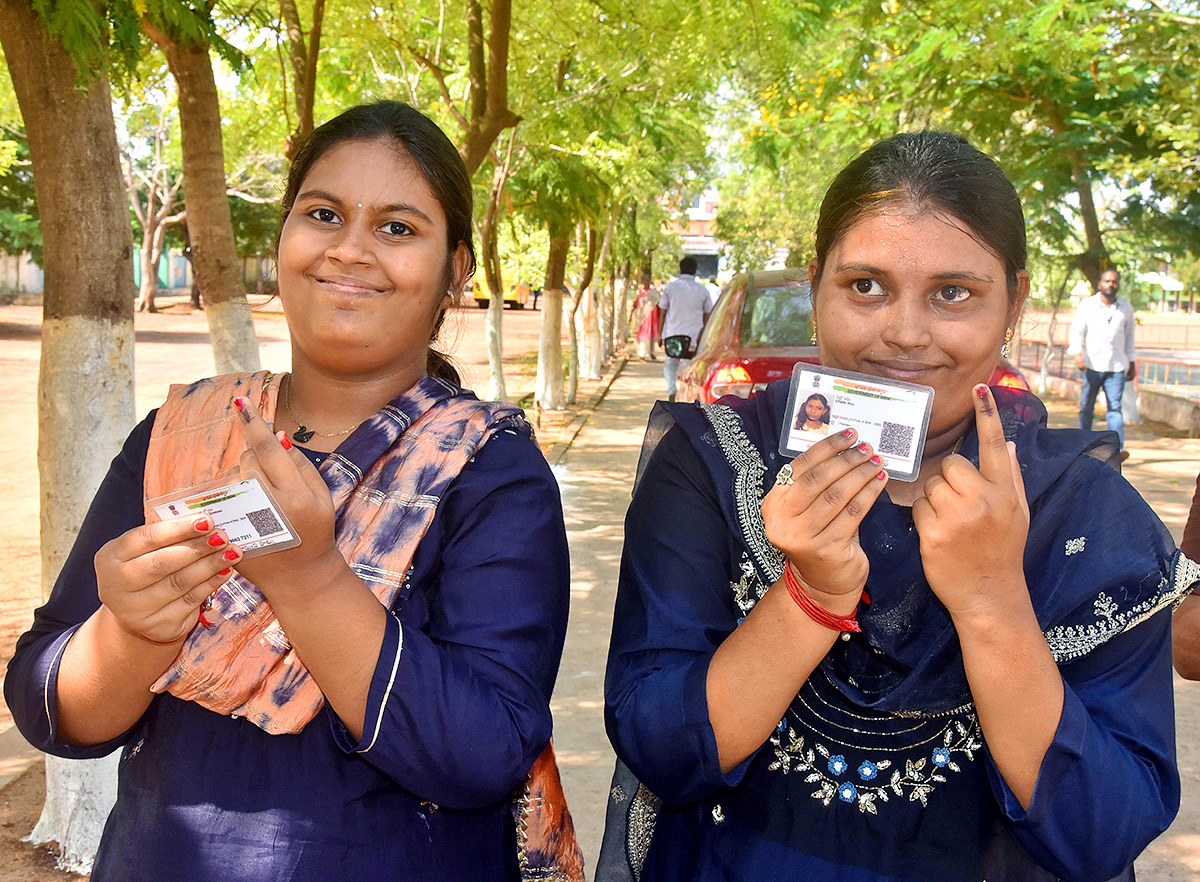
[5,101,579,882]
[1068,268,1136,460]
[632,274,661,361]
[657,256,716,402]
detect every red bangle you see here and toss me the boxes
[783,562,862,633]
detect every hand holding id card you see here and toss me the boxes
[780,364,934,482]
[150,474,301,558]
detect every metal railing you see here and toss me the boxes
[1014,341,1200,401]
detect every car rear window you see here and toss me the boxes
[740,283,813,347]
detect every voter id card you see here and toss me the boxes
[149,474,301,557]
[779,364,934,482]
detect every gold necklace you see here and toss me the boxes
[283,376,363,443]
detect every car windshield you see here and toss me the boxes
[740,283,813,347]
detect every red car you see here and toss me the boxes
[677,268,1030,404]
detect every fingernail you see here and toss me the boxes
[857,443,870,453]
[871,455,881,465]
[218,568,232,577]
[877,470,887,480]
[193,517,211,532]
[279,432,293,451]
[233,398,251,423]
[975,384,994,415]
[207,533,226,547]
[222,549,240,562]
[843,429,855,439]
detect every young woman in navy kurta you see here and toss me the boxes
[7,409,568,881]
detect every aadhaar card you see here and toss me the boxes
[149,474,301,557]
[779,364,934,482]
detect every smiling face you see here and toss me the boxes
[276,138,469,380]
[810,205,1028,440]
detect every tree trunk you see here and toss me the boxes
[1043,101,1108,289]
[566,224,597,404]
[1038,268,1072,395]
[479,137,516,401]
[595,204,619,362]
[536,229,570,409]
[145,20,261,373]
[136,225,160,313]
[458,0,519,176]
[615,259,631,348]
[0,0,134,869]
[280,0,325,160]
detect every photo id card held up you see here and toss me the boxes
[779,364,934,482]
[149,474,301,557]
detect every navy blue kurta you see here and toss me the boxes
[6,408,570,881]
[603,383,1185,882]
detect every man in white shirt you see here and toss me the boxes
[1068,268,1137,454]
[656,256,716,401]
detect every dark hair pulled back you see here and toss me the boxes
[280,101,475,385]
[812,131,1026,305]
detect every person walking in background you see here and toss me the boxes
[1068,268,1137,459]
[631,274,661,361]
[656,256,715,401]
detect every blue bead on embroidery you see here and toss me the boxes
[857,760,878,781]
[931,747,951,767]
[837,782,858,803]
[827,755,848,776]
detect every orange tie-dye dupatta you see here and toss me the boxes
[141,370,585,880]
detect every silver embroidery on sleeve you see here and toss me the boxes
[626,784,662,882]
[699,403,785,583]
[1043,553,1200,662]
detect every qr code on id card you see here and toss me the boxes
[246,507,284,536]
[879,421,915,457]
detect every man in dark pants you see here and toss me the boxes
[1068,269,1136,459]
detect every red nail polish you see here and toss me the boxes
[871,455,882,465]
[280,433,293,450]
[233,397,245,412]
[207,533,226,547]
[843,429,855,439]
[193,517,211,532]
[877,470,887,480]
[218,568,232,577]
[223,549,239,562]
[857,443,870,453]
[975,385,989,399]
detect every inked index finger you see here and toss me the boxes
[972,384,1011,483]
[233,396,293,486]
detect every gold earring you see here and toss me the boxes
[811,317,818,345]
[1001,327,1013,359]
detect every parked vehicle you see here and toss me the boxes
[471,278,530,309]
[678,268,1030,404]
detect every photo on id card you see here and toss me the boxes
[779,364,934,482]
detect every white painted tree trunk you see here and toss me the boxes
[535,288,565,409]
[616,273,631,349]
[205,298,261,374]
[583,287,602,380]
[599,276,614,363]
[32,316,135,873]
[486,291,506,400]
